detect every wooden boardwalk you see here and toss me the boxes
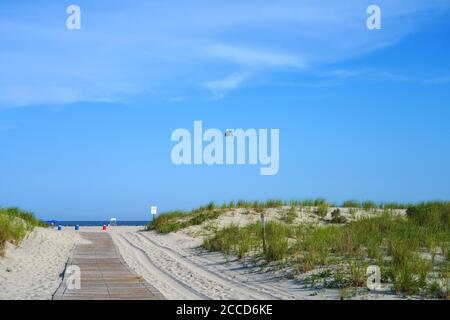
[53,232,165,300]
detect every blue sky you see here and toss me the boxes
[1,1,450,220]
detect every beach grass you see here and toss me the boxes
[282,206,297,224]
[147,199,300,233]
[0,207,46,256]
[342,200,361,208]
[200,201,449,298]
[316,202,329,218]
[147,205,223,233]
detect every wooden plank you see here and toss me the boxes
[52,232,165,300]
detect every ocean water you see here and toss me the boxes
[49,221,149,227]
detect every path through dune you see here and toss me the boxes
[110,229,331,300]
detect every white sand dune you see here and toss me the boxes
[0,227,81,300]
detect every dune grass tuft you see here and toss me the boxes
[316,202,329,218]
[282,206,297,224]
[0,207,45,256]
[343,200,361,208]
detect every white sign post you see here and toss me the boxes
[151,206,157,222]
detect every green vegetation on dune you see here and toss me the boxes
[148,199,449,298]
[147,202,222,233]
[147,199,287,233]
[282,206,297,224]
[148,198,414,236]
[149,199,411,233]
[342,200,361,208]
[149,198,352,233]
[0,207,46,256]
[201,201,449,299]
[342,200,409,210]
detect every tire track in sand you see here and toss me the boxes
[138,233,297,300]
[113,234,208,300]
[116,233,278,299]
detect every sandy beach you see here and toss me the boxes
[1,224,343,300]
[3,225,324,300]
[0,212,429,300]
[0,227,82,300]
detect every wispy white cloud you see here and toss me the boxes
[260,67,450,89]
[202,45,304,97]
[204,44,304,69]
[372,72,450,85]
[0,83,141,108]
[326,69,368,79]
[320,68,450,85]
[0,0,449,107]
[0,85,83,107]
[204,73,248,99]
